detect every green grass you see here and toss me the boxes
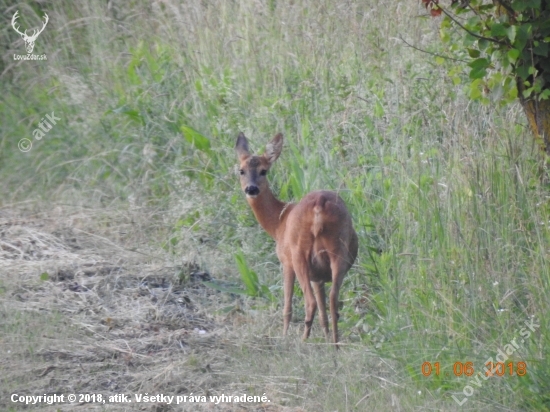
[1,0,549,410]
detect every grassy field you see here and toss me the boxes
[1,0,549,410]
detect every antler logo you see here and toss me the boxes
[11,10,49,54]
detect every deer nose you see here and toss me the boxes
[245,185,259,196]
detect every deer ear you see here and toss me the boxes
[235,132,250,161]
[264,133,283,164]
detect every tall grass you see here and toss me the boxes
[1,0,549,409]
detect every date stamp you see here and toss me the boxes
[420,316,539,406]
[421,361,527,377]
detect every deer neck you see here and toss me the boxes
[247,188,290,242]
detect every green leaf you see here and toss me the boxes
[516,64,531,81]
[506,26,517,43]
[507,85,518,100]
[507,48,521,62]
[466,16,481,31]
[469,86,482,100]
[180,125,211,152]
[512,0,540,12]
[468,58,490,70]
[470,67,487,79]
[467,48,481,58]
[490,23,508,38]
[435,56,445,65]
[468,58,490,79]
[478,39,489,51]
[539,89,550,100]
[514,24,532,52]
[533,76,544,93]
[468,79,483,100]
[534,42,549,57]
[40,272,49,281]
[234,250,260,297]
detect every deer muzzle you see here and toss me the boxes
[244,185,260,197]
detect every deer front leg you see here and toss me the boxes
[282,265,295,337]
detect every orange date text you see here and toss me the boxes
[421,361,527,377]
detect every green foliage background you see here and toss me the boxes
[433,0,550,102]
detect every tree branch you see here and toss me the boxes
[398,34,469,63]
[439,6,507,45]
[493,0,516,18]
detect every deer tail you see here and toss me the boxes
[312,205,323,237]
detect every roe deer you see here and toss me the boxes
[235,132,358,344]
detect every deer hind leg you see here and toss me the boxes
[282,265,295,337]
[329,257,348,344]
[292,256,317,340]
[312,281,329,341]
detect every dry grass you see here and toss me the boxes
[0,204,236,411]
[1,204,427,412]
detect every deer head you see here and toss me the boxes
[12,11,49,54]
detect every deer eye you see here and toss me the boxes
[260,170,267,176]
[239,169,245,175]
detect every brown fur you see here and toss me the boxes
[235,132,358,344]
